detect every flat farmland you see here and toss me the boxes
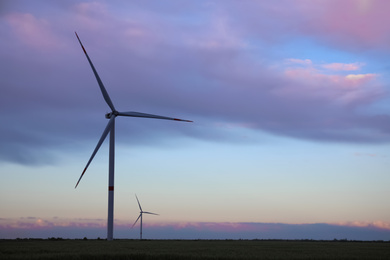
[1,239,389,259]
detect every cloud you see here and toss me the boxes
[334,221,390,230]
[301,0,390,51]
[1,218,390,240]
[322,62,363,71]
[281,67,380,105]
[1,1,390,166]
[218,0,390,51]
[354,152,387,158]
[345,73,376,81]
[285,58,311,65]
[305,0,390,51]
[185,15,247,51]
[4,12,61,50]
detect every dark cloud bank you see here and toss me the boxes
[2,222,389,241]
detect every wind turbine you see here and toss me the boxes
[132,194,159,240]
[74,32,192,241]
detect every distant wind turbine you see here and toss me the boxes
[132,194,159,240]
[74,32,192,241]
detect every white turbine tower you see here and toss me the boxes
[132,194,159,240]
[74,32,192,241]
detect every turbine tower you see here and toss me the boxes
[132,194,159,240]
[74,32,192,241]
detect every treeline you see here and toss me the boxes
[5,238,389,243]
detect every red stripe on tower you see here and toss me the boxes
[108,186,114,191]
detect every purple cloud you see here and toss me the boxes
[1,217,390,240]
[1,1,389,165]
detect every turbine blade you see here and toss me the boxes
[118,111,192,122]
[135,194,143,211]
[132,214,141,228]
[75,32,116,112]
[75,116,115,188]
[143,211,159,216]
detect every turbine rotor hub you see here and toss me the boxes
[105,111,119,119]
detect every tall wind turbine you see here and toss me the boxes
[132,194,159,240]
[74,32,192,241]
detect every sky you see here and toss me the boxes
[1,0,390,240]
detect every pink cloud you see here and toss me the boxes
[128,221,390,233]
[2,218,390,239]
[279,60,382,107]
[334,221,390,230]
[280,59,380,105]
[298,0,390,50]
[345,73,376,82]
[7,218,389,232]
[322,62,363,71]
[228,1,390,51]
[73,2,110,31]
[285,59,364,73]
[5,12,60,50]
[285,59,313,66]
[0,217,107,230]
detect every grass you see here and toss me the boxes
[1,239,389,259]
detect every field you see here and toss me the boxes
[1,239,389,260]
